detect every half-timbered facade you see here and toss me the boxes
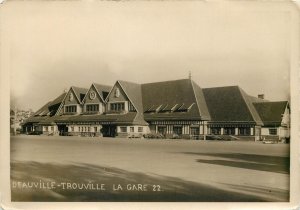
[21,78,290,141]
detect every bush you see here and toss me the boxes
[143,133,164,139]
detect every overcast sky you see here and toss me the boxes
[4,1,292,111]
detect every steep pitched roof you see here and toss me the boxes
[141,79,210,121]
[203,86,263,125]
[191,81,211,120]
[48,93,67,107]
[253,101,288,126]
[33,102,52,116]
[117,80,144,113]
[72,86,88,103]
[93,83,112,101]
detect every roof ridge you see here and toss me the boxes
[203,85,239,90]
[141,78,190,85]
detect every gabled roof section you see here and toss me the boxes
[116,80,144,113]
[93,83,112,102]
[238,87,263,125]
[253,101,288,126]
[203,86,263,125]
[48,93,67,108]
[72,86,88,103]
[141,79,209,120]
[33,102,52,116]
[191,81,211,120]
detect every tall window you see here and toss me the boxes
[211,127,221,135]
[239,128,250,135]
[190,127,199,135]
[138,127,143,132]
[120,127,127,133]
[269,128,277,135]
[110,103,125,111]
[94,127,98,132]
[86,104,99,112]
[65,105,77,113]
[173,126,182,135]
[224,127,235,135]
[130,127,134,132]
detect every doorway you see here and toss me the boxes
[101,125,117,137]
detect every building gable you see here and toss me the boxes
[83,85,103,104]
[203,86,260,124]
[107,82,129,103]
[64,88,82,105]
[253,101,289,127]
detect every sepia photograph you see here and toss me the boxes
[1,0,299,209]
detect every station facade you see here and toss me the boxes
[22,79,290,141]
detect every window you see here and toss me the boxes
[120,127,127,133]
[224,127,235,135]
[138,127,143,132]
[239,128,250,135]
[130,127,134,132]
[65,105,77,113]
[86,104,99,112]
[269,128,277,135]
[110,103,125,111]
[71,127,74,132]
[190,127,199,135]
[94,127,98,132]
[173,126,182,135]
[88,127,91,132]
[44,126,48,132]
[51,126,54,131]
[211,127,221,135]
[158,126,166,135]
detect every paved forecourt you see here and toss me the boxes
[10,135,290,202]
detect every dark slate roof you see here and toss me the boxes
[72,86,88,103]
[48,93,67,107]
[253,101,288,126]
[23,116,49,124]
[203,86,263,125]
[93,83,112,101]
[191,81,211,120]
[141,79,210,121]
[118,80,144,113]
[33,102,52,116]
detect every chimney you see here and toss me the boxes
[258,94,264,99]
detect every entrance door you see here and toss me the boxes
[190,127,200,140]
[102,125,117,137]
[158,126,166,136]
[57,125,68,136]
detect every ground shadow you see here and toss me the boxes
[10,161,287,202]
[182,152,289,174]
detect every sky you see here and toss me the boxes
[3,1,293,111]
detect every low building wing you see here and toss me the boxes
[253,101,289,127]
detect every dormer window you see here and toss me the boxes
[65,105,77,113]
[110,102,125,111]
[114,88,120,98]
[86,104,99,112]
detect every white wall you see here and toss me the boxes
[117,125,149,134]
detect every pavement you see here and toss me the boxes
[10,135,290,202]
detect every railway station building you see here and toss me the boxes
[21,79,290,141]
